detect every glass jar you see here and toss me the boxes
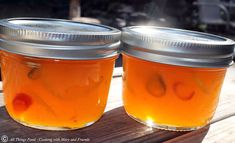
[121,26,235,131]
[0,18,121,130]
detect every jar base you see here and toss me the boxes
[14,119,96,131]
[127,113,206,131]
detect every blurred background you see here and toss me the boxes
[0,0,235,67]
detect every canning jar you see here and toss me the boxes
[0,18,121,130]
[121,26,235,131]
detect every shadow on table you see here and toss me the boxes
[0,106,209,143]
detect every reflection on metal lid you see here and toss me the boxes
[122,26,235,68]
[0,18,121,59]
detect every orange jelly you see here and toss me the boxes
[0,18,121,130]
[121,26,235,131]
[122,54,226,129]
[1,51,116,129]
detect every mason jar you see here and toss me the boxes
[121,26,235,131]
[0,18,121,130]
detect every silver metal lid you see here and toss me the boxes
[122,26,235,68]
[0,18,121,59]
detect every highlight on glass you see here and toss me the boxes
[121,26,235,131]
[0,18,121,130]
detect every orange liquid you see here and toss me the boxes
[1,51,116,129]
[122,54,226,129]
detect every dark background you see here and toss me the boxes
[0,0,235,68]
[0,0,195,29]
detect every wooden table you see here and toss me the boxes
[0,66,235,143]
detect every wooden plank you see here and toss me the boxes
[164,116,235,143]
[202,115,235,143]
[0,106,186,143]
[69,0,81,19]
[112,67,123,78]
[72,17,101,24]
[0,95,3,107]
[105,77,122,112]
[0,81,3,106]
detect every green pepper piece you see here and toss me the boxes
[27,62,41,80]
[146,74,166,97]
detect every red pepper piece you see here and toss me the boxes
[173,82,195,101]
[12,93,32,113]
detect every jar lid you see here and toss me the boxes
[122,26,235,68]
[0,18,121,59]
